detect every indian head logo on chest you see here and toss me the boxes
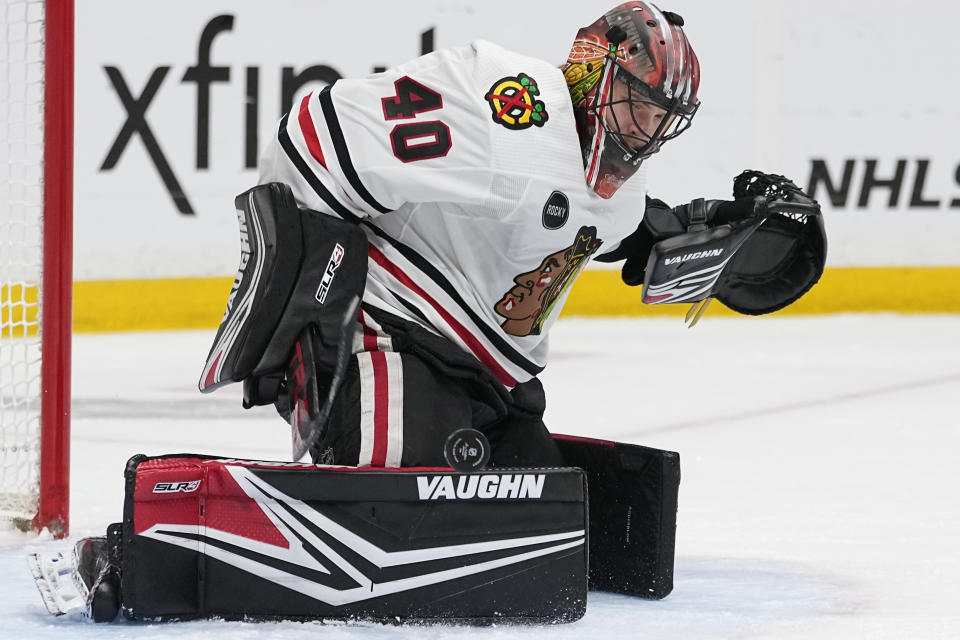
[494,225,602,337]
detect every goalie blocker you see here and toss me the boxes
[197,182,368,457]
[197,182,367,409]
[49,438,679,624]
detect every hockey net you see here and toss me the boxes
[0,0,72,537]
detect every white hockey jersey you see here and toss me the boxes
[259,40,648,389]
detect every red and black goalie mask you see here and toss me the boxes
[564,2,701,198]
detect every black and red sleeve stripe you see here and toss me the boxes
[277,110,362,225]
[317,86,393,215]
[362,223,545,381]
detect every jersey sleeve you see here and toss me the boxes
[594,196,665,262]
[258,44,494,221]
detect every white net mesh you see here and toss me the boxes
[0,0,45,521]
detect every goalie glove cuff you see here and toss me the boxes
[642,198,720,238]
[618,197,755,286]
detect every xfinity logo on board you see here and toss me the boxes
[153,480,201,493]
[665,248,723,265]
[101,15,437,216]
[315,243,345,304]
[416,474,545,500]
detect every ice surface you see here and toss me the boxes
[2,315,958,639]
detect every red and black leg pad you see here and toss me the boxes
[109,454,588,624]
[553,435,680,599]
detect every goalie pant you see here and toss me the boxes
[71,440,677,623]
[295,303,566,469]
[282,304,680,600]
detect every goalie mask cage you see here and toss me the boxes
[0,0,73,537]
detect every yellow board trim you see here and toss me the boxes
[560,266,960,318]
[4,266,957,335]
[73,277,234,333]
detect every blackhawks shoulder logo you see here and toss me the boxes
[485,73,549,130]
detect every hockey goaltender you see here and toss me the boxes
[31,2,825,624]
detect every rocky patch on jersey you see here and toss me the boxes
[494,226,601,336]
[485,73,548,130]
[542,191,570,230]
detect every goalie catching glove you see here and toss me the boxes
[599,171,827,322]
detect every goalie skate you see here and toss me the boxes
[28,534,122,621]
[26,551,84,616]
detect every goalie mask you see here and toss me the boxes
[564,2,700,199]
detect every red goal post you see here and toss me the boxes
[0,0,73,538]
